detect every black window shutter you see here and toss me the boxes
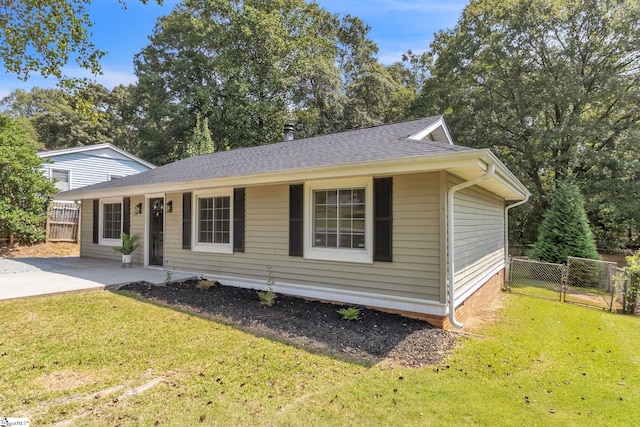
[233,188,245,253]
[122,197,130,235]
[374,177,393,262]
[289,184,304,257]
[92,199,99,244]
[182,192,192,249]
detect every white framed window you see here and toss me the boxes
[51,168,71,191]
[99,197,123,246]
[305,177,373,264]
[193,189,233,254]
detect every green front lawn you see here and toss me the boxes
[1,290,638,426]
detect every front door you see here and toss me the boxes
[149,198,164,266]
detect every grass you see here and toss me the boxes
[1,290,639,426]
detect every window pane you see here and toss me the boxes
[314,191,326,205]
[339,234,351,249]
[326,233,337,247]
[326,190,337,205]
[353,234,365,249]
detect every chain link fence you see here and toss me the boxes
[507,257,625,312]
[508,258,564,301]
[564,257,622,311]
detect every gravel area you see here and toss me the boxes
[119,280,458,367]
[0,257,77,274]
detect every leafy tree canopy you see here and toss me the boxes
[0,0,160,86]
[131,0,418,164]
[0,84,138,150]
[416,0,640,246]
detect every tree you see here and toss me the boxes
[1,84,115,150]
[0,0,160,84]
[416,0,640,246]
[0,84,140,151]
[131,0,347,164]
[0,115,56,244]
[185,113,214,158]
[530,182,600,264]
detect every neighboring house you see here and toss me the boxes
[59,117,530,329]
[38,143,156,192]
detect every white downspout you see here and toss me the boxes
[447,164,496,329]
[504,196,530,285]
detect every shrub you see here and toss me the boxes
[257,265,277,307]
[195,279,216,290]
[337,307,362,321]
[624,252,640,315]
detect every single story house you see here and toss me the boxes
[59,117,529,329]
[38,143,155,192]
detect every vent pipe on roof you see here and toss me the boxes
[284,124,295,141]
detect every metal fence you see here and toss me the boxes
[507,257,625,312]
[508,258,564,301]
[46,201,79,242]
[564,256,622,311]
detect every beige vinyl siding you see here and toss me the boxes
[80,197,145,264]
[162,172,442,302]
[450,178,505,294]
[129,196,145,265]
[80,199,120,261]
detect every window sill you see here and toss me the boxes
[192,244,233,255]
[304,248,372,264]
[99,238,122,247]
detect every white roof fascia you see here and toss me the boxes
[62,149,528,201]
[38,143,156,169]
[482,151,531,199]
[407,116,455,145]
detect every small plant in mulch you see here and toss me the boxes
[337,307,362,321]
[164,270,173,286]
[195,279,216,290]
[257,265,278,307]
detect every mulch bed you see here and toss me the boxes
[118,280,458,368]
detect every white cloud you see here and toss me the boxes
[63,66,138,88]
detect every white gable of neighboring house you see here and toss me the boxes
[39,143,155,191]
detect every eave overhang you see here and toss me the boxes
[60,148,530,202]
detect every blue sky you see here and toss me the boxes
[0,0,467,99]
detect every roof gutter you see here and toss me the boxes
[447,163,496,329]
[504,196,530,285]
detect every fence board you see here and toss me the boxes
[47,202,79,242]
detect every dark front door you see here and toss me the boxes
[149,198,164,266]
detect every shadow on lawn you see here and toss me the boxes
[113,280,456,368]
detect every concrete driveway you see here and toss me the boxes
[0,256,195,301]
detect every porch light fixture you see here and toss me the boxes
[167,201,173,213]
[135,203,143,215]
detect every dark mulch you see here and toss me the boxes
[117,280,457,367]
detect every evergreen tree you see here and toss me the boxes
[185,114,214,158]
[531,182,600,263]
[0,115,56,244]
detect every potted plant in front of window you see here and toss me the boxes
[113,233,139,266]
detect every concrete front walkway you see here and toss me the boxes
[0,257,195,301]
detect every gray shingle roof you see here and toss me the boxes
[60,116,474,197]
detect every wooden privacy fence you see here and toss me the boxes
[47,201,80,242]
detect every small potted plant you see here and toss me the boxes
[113,233,139,265]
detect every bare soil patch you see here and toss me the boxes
[0,242,79,258]
[119,280,458,368]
